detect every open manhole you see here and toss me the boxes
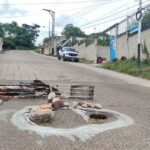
[88,112,116,124]
[28,105,116,128]
[11,106,134,141]
[90,113,107,119]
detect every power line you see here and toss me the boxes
[80,0,150,29]
[71,0,118,18]
[0,0,107,6]
[0,2,104,19]
[80,4,127,27]
[59,0,118,25]
[82,13,128,29]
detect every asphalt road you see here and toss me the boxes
[0,50,150,150]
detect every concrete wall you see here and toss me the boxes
[73,41,109,63]
[76,43,86,59]
[85,42,97,62]
[44,40,52,55]
[0,38,3,53]
[97,46,110,61]
[117,28,150,60]
[44,41,52,55]
[44,36,66,55]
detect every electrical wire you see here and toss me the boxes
[0,1,105,19]
[80,0,150,29]
[0,0,108,6]
[58,0,118,24]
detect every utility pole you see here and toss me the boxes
[136,0,142,66]
[49,20,51,39]
[43,9,55,55]
[126,15,129,59]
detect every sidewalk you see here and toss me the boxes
[71,62,150,88]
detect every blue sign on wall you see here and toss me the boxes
[110,36,116,61]
[129,25,138,34]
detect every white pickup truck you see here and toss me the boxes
[58,47,79,62]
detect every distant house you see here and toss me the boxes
[43,36,66,55]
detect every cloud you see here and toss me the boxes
[0,0,27,16]
[56,14,76,28]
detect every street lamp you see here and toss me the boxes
[42,9,55,55]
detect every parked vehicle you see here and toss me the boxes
[58,47,79,62]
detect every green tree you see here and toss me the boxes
[142,8,150,25]
[0,21,40,50]
[62,24,86,39]
[97,34,110,46]
[43,37,50,44]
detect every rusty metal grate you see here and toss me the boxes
[51,84,94,100]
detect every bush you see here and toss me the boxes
[142,40,149,60]
[128,68,141,76]
[103,57,150,80]
[143,59,150,64]
[142,71,150,80]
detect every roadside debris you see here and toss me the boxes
[0,80,60,99]
[40,103,52,109]
[70,85,94,100]
[63,102,70,108]
[52,99,64,110]
[73,101,102,109]
[48,92,56,103]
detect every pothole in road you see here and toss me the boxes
[0,80,134,141]
[88,112,114,124]
[29,108,116,128]
[11,106,134,141]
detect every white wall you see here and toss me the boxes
[97,46,110,61]
[117,28,150,60]
[73,42,110,63]
[0,38,3,52]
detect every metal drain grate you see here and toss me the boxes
[51,84,94,100]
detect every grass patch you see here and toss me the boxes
[34,48,41,53]
[103,58,150,80]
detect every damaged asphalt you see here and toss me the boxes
[0,50,150,150]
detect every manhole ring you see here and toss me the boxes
[11,106,134,141]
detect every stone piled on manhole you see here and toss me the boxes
[73,101,102,109]
[29,93,70,123]
[52,97,64,110]
[48,92,69,110]
[30,106,54,123]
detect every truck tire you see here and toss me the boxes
[63,55,66,61]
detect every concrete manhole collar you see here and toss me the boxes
[11,106,134,141]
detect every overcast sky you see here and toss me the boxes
[0,0,149,44]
